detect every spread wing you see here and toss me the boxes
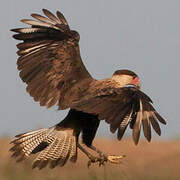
[12,9,93,109]
[72,85,166,145]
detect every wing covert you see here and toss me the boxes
[12,9,93,109]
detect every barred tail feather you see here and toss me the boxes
[69,136,77,163]
[10,126,77,169]
[10,128,49,161]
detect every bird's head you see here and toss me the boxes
[112,69,141,89]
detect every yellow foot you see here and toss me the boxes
[107,155,126,164]
[87,154,126,168]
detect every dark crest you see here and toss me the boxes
[113,69,138,78]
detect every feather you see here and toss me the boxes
[137,90,153,103]
[17,40,51,50]
[117,108,133,140]
[17,45,47,67]
[142,111,151,142]
[39,86,56,106]
[69,136,77,163]
[49,132,71,168]
[133,100,143,145]
[57,136,72,167]
[13,32,47,40]
[154,111,166,125]
[46,92,60,108]
[32,132,63,169]
[129,111,137,129]
[56,11,68,25]
[43,9,60,24]
[32,82,50,101]
[48,138,65,168]
[11,28,44,33]
[148,104,166,125]
[31,13,56,25]
[32,145,51,169]
[16,153,26,162]
[14,128,47,139]
[27,73,46,95]
[17,43,48,56]
[149,112,161,135]
[19,64,42,83]
[21,19,59,30]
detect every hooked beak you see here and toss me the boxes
[132,77,141,89]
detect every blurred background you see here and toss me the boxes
[0,0,180,179]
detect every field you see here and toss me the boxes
[0,138,180,180]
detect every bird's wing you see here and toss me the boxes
[12,9,93,109]
[72,85,166,145]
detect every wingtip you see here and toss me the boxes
[10,139,18,144]
[117,135,122,141]
[15,133,24,138]
[158,131,161,136]
[42,8,48,13]
[20,19,27,24]
[146,137,151,143]
[155,112,167,125]
[133,140,138,146]
[30,13,37,18]
[9,146,15,152]
[163,120,167,125]
[110,126,116,134]
[32,160,39,169]
[133,132,140,145]
[56,10,62,15]
[10,28,17,32]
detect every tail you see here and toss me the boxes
[10,126,77,169]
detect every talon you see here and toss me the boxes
[99,155,107,167]
[87,155,108,167]
[107,155,126,164]
[87,156,98,168]
[98,159,104,167]
[87,160,91,168]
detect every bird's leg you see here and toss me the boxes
[77,143,125,167]
[88,145,107,166]
[89,145,126,164]
[77,143,105,167]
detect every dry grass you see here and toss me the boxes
[1,138,180,180]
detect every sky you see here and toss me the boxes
[1,0,180,140]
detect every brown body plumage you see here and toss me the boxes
[10,9,166,169]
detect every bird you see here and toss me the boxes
[10,9,166,169]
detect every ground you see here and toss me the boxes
[0,138,180,180]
